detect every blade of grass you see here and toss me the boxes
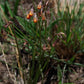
[6,1,14,18]
[13,0,21,15]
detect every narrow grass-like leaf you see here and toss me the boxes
[13,0,21,15]
[6,1,14,18]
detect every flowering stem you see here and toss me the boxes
[39,22,42,59]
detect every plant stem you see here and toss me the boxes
[12,24,24,81]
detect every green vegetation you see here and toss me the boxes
[0,0,84,84]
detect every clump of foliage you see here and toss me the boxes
[0,0,84,84]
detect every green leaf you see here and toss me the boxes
[74,63,84,67]
[15,16,39,37]
[13,0,21,15]
[67,56,75,64]
[47,18,62,30]
[67,32,71,43]
[57,64,62,81]
[6,1,14,18]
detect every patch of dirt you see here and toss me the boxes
[69,67,84,84]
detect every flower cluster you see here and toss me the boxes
[26,1,46,23]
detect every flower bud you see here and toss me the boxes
[43,44,47,51]
[42,13,46,21]
[47,37,51,41]
[37,2,42,9]
[29,8,34,17]
[33,13,38,23]
[52,42,56,47]
[27,14,30,19]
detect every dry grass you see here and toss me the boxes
[50,0,84,14]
